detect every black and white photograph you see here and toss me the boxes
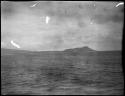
[1,1,124,95]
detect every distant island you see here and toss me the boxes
[64,46,96,52]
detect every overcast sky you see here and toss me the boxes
[1,1,124,51]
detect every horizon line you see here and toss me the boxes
[1,47,122,52]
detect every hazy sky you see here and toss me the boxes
[1,1,124,51]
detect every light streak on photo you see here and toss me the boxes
[45,16,50,24]
[11,40,21,48]
[30,1,40,7]
[116,2,124,7]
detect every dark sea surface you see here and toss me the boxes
[1,48,124,95]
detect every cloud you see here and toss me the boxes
[95,36,122,51]
[1,1,123,51]
[93,6,124,24]
[93,13,123,24]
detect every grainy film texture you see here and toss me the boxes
[1,1,124,95]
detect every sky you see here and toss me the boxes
[1,1,124,51]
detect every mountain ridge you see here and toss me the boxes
[64,46,96,52]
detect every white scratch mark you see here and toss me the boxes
[11,40,20,48]
[40,16,50,24]
[30,2,40,7]
[116,2,124,7]
[46,16,50,24]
